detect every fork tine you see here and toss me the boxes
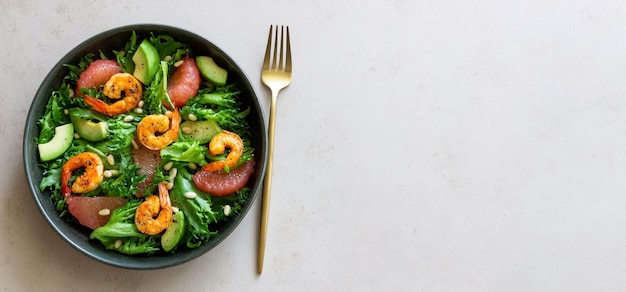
[285,26,292,72]
[272,25,279,70]
[278,26,285,71]
[262,25,273,71]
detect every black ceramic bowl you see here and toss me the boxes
[23,24,266,269]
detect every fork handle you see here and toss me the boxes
[258,89,278,274]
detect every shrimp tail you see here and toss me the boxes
[83,95,111,116]
[200,161,226,173]
[158,182,171,207]
[61,172,72,198]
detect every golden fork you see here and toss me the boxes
[258,25,292,274]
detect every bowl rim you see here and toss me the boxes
[23,24,267,269]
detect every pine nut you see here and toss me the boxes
[98,208,111,216]
[163,161,174,171]
[73,133,81,139]
[182,127,192,134]
[164,55,172,62]
[114,240,123,249]
[123,115,134,122]
[172,206,180,214]
[166,181,174,190]
[64,109,69,115]
[138,100,144,108]
[184,192,197,199]
[131,140,139,150]
[169,167,178,179]
[107,154,115,166]
[135,107,143,114]
[187,113,197,121]
[223,205,231,216]
[68,88,75,98]
[165,110,172,118]
[103,170,112,178]
[174,60,184,67]
[188,162,197,170]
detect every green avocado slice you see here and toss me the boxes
[38,123,73,161]
[162,211,185,252]
[180,120,221,144]
[196,56,228,86]
[132,39,160,84]
[68,108,109,142]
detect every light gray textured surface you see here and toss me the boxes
[4,0,626,291]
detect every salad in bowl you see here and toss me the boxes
[23,25,266,269]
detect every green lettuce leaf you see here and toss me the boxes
[143,61,174,114]
[98,154,145,199]
[168,166,217,248]
[149,34,188,62]
[114,31,138,74]
[160,141,208,165]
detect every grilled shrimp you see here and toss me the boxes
[135,182,173,235]
[136,109,181,150]
[200,130,244,172]
[83,73,143,116]
[61,152,104,197]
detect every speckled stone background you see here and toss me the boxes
[4,0,626,291]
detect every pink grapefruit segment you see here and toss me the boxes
[132,142,162,198]
[66,196,128,230]
[167,57,201,108]
[192,159,256,196]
